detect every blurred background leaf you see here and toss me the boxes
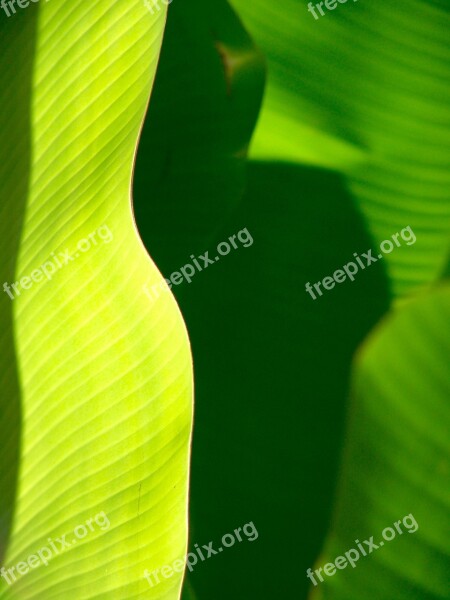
[312,284,450,600]
[229,0,450,296]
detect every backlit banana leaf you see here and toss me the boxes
[0,2,193,599]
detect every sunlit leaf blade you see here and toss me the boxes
[312,285,450,600]
[229,0,450,296]
[0,2,193,599]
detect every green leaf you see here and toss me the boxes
[0,2,192,599]
[312,285,450,600]
[229,0,450,296]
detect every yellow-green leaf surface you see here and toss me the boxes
[312,285,450,599]
[0,1,193,599]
